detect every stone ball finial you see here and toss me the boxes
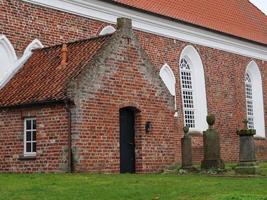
[183,126,189,135]
[206,114,215,127]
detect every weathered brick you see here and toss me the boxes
[0,0,267,173]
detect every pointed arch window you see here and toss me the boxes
[244,61,265,137]
[179,45,208,132]
[245,73,254,129]
[180,58,195,128]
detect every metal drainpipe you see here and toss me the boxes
[65,101,73,173]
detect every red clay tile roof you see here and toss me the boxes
[113,0,267,45]
[0,35,112,107]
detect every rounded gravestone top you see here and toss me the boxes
[183,126,189,135]
[206,114,215,126]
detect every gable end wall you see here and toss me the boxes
[0,0,267,173]
[67,20,178,172]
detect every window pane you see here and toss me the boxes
[32,142,36,152]
[26,131,31,141]
[33,120,36,130]
[180,57,195,128]
[26,120,31,130]
[32,131,36,141]
[245,73,254,129]
[26,143,32,152]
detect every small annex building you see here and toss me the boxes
[0,0,267,173]
[0,18,178,173]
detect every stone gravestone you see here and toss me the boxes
[235,119,259,175]
[201,115,225,170]
[181,126,193,170]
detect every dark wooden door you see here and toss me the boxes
[120,108,135,173]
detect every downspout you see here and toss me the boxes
[65,101,73,173]
[60,44,72,173]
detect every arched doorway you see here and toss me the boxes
[119,107,136,173]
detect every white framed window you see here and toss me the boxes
[245,73,254,129]
[179,45,208,132]
[245,61,265,137]
[24,118,37,156]
[180,58,195,128]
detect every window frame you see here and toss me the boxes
[245,72,254,129]
[180,57,196,128]
[24,118,37,157]
[245,61,266,137]
[179,45,208,132]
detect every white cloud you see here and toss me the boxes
[249,0,267,15]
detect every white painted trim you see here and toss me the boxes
[24,118,37,156]
[245,61,266,137]
[179,45,208,132]
[0,35,18,86]
[0,35,18,62]
[24,39,43,56]
[99,25,116,35]
[159,63,178,117]
[0,36,44,89]
[159,63,176,96]
[23,0,267,61]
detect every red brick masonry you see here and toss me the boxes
[0,0,267,173]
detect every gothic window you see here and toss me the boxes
[245,61,265,137]
[179,45,208,131]
[180,58,195,128]
[245,73,254,129]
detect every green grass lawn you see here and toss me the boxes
[1,172,267,200]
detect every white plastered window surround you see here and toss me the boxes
[245,61,265,137]
[159,63,177,117]
[99,25,116,35]
[179,45,208,132]
[0,35,43,88]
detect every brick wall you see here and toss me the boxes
[135,31,267,162]
[1,0,267,172]
[0,105,69,173]
[0,0,107,55]
[255,139,267,161]
[67,21,179,173]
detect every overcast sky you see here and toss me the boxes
[250,0,267,15]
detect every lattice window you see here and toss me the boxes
[245,73,254,129]
[24,118,37,156]
[180,58,195,128]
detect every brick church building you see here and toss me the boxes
[0,0,267,173]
